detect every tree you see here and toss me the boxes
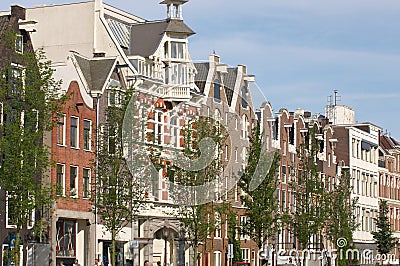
[291,127,330,251]
[0,30,63,265]
[167,115,227,266]
[372,200,397,264]
[94,86,145,266]
[325,169,358,266]
[238,125,280,251]
[227,212,242,263]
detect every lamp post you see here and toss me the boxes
[162,226,171,266]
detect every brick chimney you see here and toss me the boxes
[11,5,26,20]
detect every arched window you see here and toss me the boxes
[213,80,221,102]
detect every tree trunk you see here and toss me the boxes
[14,230,21,266]
[111,230,116,266]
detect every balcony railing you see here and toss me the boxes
[157,85,191,100]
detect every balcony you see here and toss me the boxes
[156,85,191,101]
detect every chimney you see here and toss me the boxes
[237,64,247,74]
[11,5,26,20]
[209,54,220,64]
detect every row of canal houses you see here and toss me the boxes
[1,1,400,266]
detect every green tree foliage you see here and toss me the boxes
[0,30,63,265]
[228,212,242,263]
[94,87,144,266]
[372,200,397,258]
[291,127,330,250]
[167,115,227,265]
[238,125,280,249]
[326,169,359,266]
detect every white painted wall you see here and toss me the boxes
[26,2,95,64]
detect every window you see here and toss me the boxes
[170,116,180,148]
[241,248,250,263]
[70,117,78,148]
[83,168,90,198]
[214,212,221,238]
[154,111,164,145]
[241,87,248,108]
[242,115,248,139]
[108,90,122,106]
[56,164,65,196]
[15,34,23,53]
[272,117,279,140]
[6,193,34,230]
[10,66,23,95]
[328,153,331,167]
[213,80,221,102]
[282,141,287,156]
[213,251,222,266]
[83,119,92,150]
[5,193,17,228]
[171,41,184,59]
[70,166,78,197]
[282,190,286,211]
[57,113,66,145]
[240,216,249,239]
[56,219,76,257]
[289,123,295,145]
[235,148,238,162]
[170,63,187,85]
[282,165,287,183]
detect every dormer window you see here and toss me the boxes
[213,80,221,102]
[15,35,23,54]
[241,87,248,108]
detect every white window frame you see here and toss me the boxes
[57,113,66,146]
[240,216,249,240]
[69,165,79,198]
[15,34,23,54]
[5,193,35,230]
[108,89,122,107]
[241,248,250,263]
[5,192,17,229]
[214,212,222,238]
[83,167,91,199]
[70,116,79,149]
[56,163,66,196]
[213,251,222,266]
[83,119,92,151]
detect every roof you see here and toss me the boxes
[160,0,188,4]
[194,62,209,93]
[224,68,237,105]
[74,54,117,92]
[129,19,195,57]
[380,134,400,150]
[0,15,9,38]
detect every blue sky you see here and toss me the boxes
[2,0,400,139]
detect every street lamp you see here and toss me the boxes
[162,225,172,266]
